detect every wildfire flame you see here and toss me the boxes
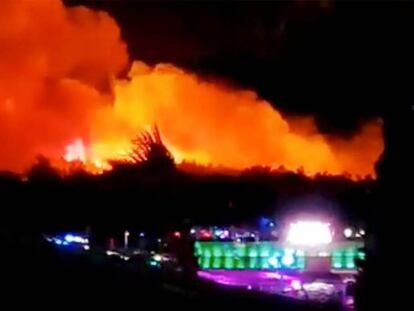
[64,139,86,163]
[0,0,383,178]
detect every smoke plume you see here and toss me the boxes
[0,0,383,177]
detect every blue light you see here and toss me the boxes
[139,232,145,237]
[63,233,88,244]
[64,234,75,243]
[54,239,63,245]
[259,217,270,227]
[149,260,160,267]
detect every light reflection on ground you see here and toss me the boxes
[197,270,355,309]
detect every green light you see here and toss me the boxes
[248,245,258,257]
[234,244,247,257]
[149,260,159,267]
[259,244,271,257]
[212,257,222,269]
[194,242,199,256]
[224,257,234,269]
[248,257,258,269]
[201,256,211,269]
[213,246,223,257]
[224,244,233,257]
[295,250,305,269]
[195,241,361,271]
[260,257,270,269]
[346,261,355,269]
[236,257,245,269]
[358,251,366,260]
[203,248,212,258]
[332,251,343,269]
[296,257,305,268]
[345,249,356,269]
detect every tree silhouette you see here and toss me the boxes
[27,155,60,182]
[130,125,174,170]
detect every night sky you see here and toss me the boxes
[65,0,414,137]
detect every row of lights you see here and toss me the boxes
[343,228,365,239]
[47,233,90,250]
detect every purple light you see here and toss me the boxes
[291,280,302,290]
[264,272,282,279]
[197,270,297,289]
[197,270,348,307]
[286,221,332,246]
[214,229,230,239]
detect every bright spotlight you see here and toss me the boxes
[153,254,162,262]
[291,280,302,290]
[344,228,353,238]
[286,221,332,246]
[73,236,85,243]
[282,254,295,266]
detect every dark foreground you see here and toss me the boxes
[1,231,343,311]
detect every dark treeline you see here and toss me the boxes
[0,157,374,239]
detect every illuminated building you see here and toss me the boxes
[194,240,364,271]
[194,221,364,272]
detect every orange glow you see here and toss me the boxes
[64,139,86,163]
[0,0,384,178]
[87,62,383,177]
